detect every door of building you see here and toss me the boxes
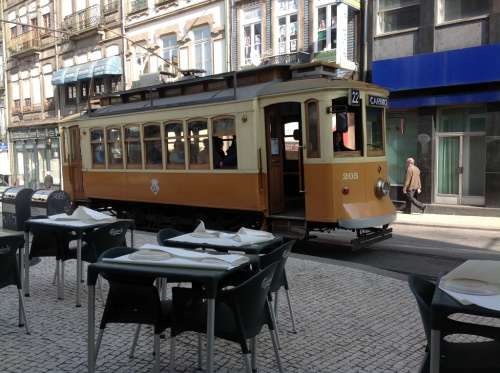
[436,134,485,206]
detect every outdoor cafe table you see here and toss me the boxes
[430,270,500,373]
[23,217,135,307]
[163,232,283,255]
[87,251,259,373]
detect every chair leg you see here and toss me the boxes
[250,337,257,372]
[60,262,65,300]
[169,337,176,373]
[267,299,282,349]
[18,289,30,334]
[285,289,297,333]
[129,324,141,358]
[154,333,161,373]
[269,328,284,373]
[197,333,203,369]
[97,275,105,305]
[274,291,280,323]
[243,352,252,373]
[95,328,105,366]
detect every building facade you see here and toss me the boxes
[1,0,361,193]
[367,0,500,209]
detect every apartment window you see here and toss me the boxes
[11,26,17,38]
[134,42,149,81]
[161,36,178,75]
[94,78,105,95]
[242,24,262,66]
[80,81,90,100]
[438,0,489,23]
[111,77,121,92]
[278,14,298,54]
[316,4,337,52]
[194,27,212,76]
[378,0,420,34]
[43,13,51,29]
[65,85,77,103]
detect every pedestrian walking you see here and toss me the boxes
[402,157,426,214]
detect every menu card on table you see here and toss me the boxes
[103,244,250,270]
[439,260,500,311]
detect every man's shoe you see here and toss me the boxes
[421,206,427,214]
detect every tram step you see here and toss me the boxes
[268,217,307,240]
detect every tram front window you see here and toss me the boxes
[366,107,385,156]
[332,111,361,156]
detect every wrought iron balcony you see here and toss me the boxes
[263,51,310,65]
[61,5,105,35]
[8,30,42,57]
[104,1,119,13]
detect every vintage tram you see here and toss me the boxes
[59,62,396,248]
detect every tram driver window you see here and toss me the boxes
[213,116,237,169]
[366,107,385,156]
[331,98,362,157]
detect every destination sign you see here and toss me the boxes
[368,95,389,107]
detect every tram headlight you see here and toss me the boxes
[375,178,390,199]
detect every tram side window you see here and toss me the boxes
[306,100,320,158]
[213,116,237,169]
[188,119,209,170]
[331,97,362,157]
[125,125,142,168]
[90,128,105,167]
[107,127,123,168]
[144,123,162,168]
[165,121,185,168]
[366,107,385,156]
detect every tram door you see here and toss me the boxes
[265,105,285,214]
[68,126,85,200]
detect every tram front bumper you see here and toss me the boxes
[338,198,397,229]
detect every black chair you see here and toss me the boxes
[0,235,30,334]
[94,247,172,373]
[260,240,298,339]
[169,262,283,373]
[156,228,184,246]
[60,220,131,302]
[408,274,500,373]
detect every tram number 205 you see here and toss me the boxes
[343,172,359,180]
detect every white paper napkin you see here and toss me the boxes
[190,221,223,238]
[51,206,116,222]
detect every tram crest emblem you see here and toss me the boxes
[151,179,160,195]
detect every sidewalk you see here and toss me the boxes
[393,211,500,231]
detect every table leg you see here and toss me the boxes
[206,298,215,373]
[76,238,82,307]
[130,229,134,248]
[24,231,30,296]
[88,284,95,373]
[430,329,440,373]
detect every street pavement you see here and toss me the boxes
[1,212,499,373]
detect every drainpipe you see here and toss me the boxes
[121,0,128,89]
[362,0,368,82]
[225,0,231,72]
[54,0,60,120]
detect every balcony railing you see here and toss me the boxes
[8,30,42,55]
[104,1,119,13]
[263,51,310,65]
[62,5,104,34]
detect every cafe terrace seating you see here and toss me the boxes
[169,262,283,373]
[60,220,131,303]
[95,247,172,373]
[0,235,30,334]
[408,274,500,373]
[156,227,184,246]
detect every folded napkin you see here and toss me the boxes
[104,244,249,270]
[233,227,275,245]
[51,206,116,222]
[439,260,500,311]
[190,221,223,238]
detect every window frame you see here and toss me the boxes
[315,4,337,53]
[161,35,179,75]
[164,120,185,169]
[125,124,142,169]
[194,27,212,76]
[187,118,209,170]
[143,122,163,169]
[213,116,237,169]
[305,99,321,159]
[90,128,106,168]
[377,0,420,35]
[106,126,124,169]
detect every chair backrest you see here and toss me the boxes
[408,274,435,344]
[0,235,25,289]
[259,240,295,294]
[83,221,131,263]
[157,228,184,245]
[219,262,279,339]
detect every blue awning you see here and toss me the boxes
[93,56,123,78]
[77,62,95,81]
[64,65,80,84]
[51,68,67,86]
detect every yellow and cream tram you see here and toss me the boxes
[60,62,396,248]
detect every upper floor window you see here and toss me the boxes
[194,27,212,76]
[134,42,149,81]
[161,36,178,75]
[278,14,298,54]
[316,4,337,52]
[437,0,489,23]
[378,0,420,34]
[243,23,262,66]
